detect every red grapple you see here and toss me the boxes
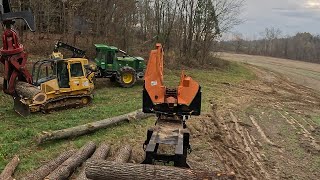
[0,26,33,96]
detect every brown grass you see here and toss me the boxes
[219,53,320,91]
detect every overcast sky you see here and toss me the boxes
[232,0,320,39]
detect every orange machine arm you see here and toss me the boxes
[144,43,165,104]
[177,71,200,105]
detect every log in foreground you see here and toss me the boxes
[45,141,96,180]
[114,145,132,163]
[15,81,47,105]
[0,155,19,180]
[85,160,236,180]
[75,143,110,180]
[22,150,76,180]
[36,109,153,144]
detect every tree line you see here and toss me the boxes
[221,28,320,63]
[8,0,243,66]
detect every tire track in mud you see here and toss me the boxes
[249,115,276,147]
[189,110,274,179]
[278,111,320,154]
[229,112,271,179]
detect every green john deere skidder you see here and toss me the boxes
[94,44,145,88]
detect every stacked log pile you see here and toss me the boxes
[1,143,235,180]
[22,150,76,180]
[75,143,110,180]
[45,141,96,180]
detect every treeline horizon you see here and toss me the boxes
[220,28,320,63]
[6,0,244,67]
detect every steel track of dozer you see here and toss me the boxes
[15,94,93,116]
[42,94,93,113]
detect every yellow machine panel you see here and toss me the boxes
[40,79,60,94]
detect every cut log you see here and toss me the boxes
[22,150,76,180]
[36,109,153,144]
[85,160,236,180]
[0,155,19,180]
[114,145,132,163]
[89,143,110,160]
[15,81,47,105]
[75,143,110,180]
[45,141,96,180]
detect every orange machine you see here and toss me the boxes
[142,43,201,168]
[143,43,201,115]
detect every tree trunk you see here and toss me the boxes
[85,160,236,180]
[75,143,110,180]
[45,141,96,180]
[15,81,47,105]
[36,109,153,144]
[0,156,19,180]
[114,145,132,163]
[22,150,76,180]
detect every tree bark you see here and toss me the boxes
[36,109,153,144]
[75,143,110,180]
[85,160,236,180]
[15,81,47,105]
[45,141,96,180]
[22,150,76,180]
[0,155,19,180]
[114,145,132,163]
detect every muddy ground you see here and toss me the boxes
[184,66,320,179]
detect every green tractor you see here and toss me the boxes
[94,44,145,88]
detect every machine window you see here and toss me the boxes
[71,63,84,77]
[96,49,103,59]
[106,51,114,64]
[57,61,70,88]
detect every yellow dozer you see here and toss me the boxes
[14,58,95,116]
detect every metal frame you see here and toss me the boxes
[32,59,64,86]
[142,115,191,168]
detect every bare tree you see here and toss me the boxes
[221,30,320,63]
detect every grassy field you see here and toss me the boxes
[0,62,255,175]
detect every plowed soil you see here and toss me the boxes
[185,66,320,179]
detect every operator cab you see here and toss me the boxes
[32,59,87,90]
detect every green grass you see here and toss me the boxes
[0,62,254,175]
[312,116,320,125]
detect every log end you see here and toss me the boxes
[33,93,47,105]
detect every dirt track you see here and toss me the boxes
[220,53,320,92]
[185,65,320,179]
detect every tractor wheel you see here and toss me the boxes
[118,66,136,88]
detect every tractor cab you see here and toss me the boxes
[95,44,118,71]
